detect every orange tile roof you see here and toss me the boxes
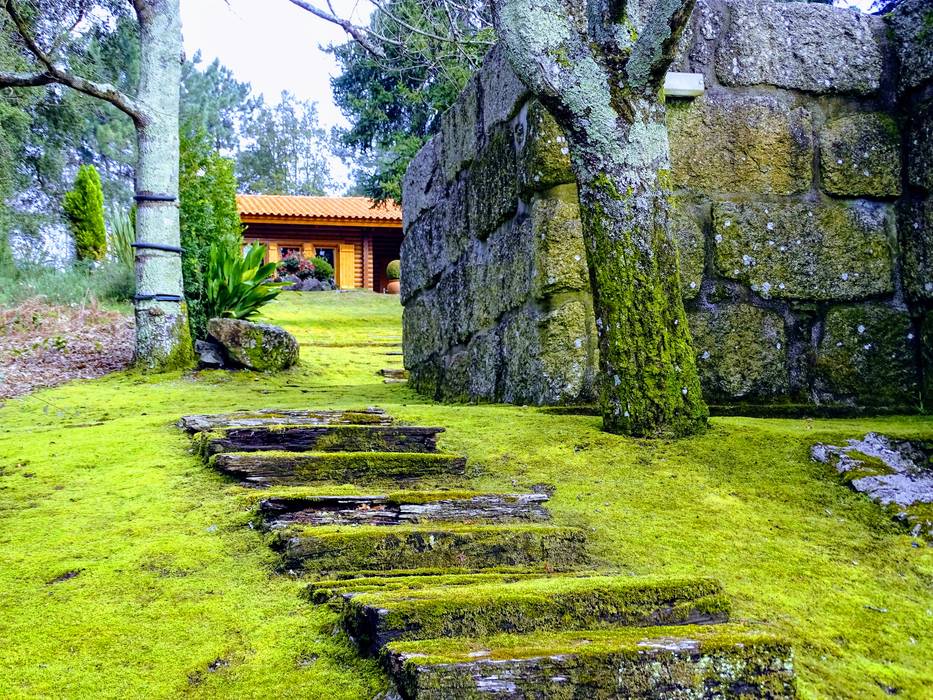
[236,194,401,224]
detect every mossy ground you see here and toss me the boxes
[1,290,932,698]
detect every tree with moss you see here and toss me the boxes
[63,164,107,262]
[485,0,707,437]
[179,125,241,341]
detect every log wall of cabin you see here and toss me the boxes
[241,222,402,291]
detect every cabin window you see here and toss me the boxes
[280,246,301,260]
[315,247,336,268]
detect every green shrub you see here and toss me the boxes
[386,259,401,280]
[63,165,107,262]
[205,242,285,320]
[179,125,242,340]
[311,255,334,282]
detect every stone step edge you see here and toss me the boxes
[257,492,550,528]
[194,424,445,458]
[270,523,590,575]
[342,575,729,656]
[178,407,391,433]
[383,625,795,700]
[209,451,467,486]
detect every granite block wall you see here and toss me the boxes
[401,0,932,410]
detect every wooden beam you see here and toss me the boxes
[663,72,704,98]
[239,214,402,229]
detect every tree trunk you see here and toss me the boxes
[493,0,706,437]
[132,0,193,370]
[573,97,707,437]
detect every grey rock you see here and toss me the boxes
[820,113,902,198]
[207,318,299,372]
[667,91,813,195]
[299,277,324,292]
[907,97,933,192]
[478,43,529,135]
[717,0,884,94]
[898,196,933,301]
[195,339,226,369]
[713,199,894,301]
[440,76,480,183]
[887,0,933,93]
[402,135,443,227]
[467,125,518,240]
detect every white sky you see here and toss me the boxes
[179,0,373,191]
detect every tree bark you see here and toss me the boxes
[132,0,193,369]
[492,0,707,437]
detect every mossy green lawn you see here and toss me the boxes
[1,291,931,698]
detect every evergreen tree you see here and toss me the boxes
[179,125,242,340]
[63,164,106,262]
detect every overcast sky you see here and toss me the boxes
[179,0,372,191]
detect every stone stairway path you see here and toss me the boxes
[179,408,795,699]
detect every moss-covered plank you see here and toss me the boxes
[343,576,729,656]
[385,625,795,699]
[177,408,392,433]
[196,425,442,458]
[209,451,466,486]
[270,524,589,575]
[258,492,550,528]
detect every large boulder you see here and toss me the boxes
[208,318,299,372]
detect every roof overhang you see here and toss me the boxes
[240,214,402,229]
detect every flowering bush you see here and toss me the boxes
[278,253,316,280]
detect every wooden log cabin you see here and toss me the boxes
[237,194,403,292]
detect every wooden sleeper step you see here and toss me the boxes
[270,523,589,575]
[178,407,391,433]
[210,451,467,487]
[196,424,443,457]
[380,368,409,380]
[384,625,795,699]
[342,576,730,656]
[258,491,550,528]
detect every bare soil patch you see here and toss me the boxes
[0,298,133,401]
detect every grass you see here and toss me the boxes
[0,290,931,698]
[0,262,134,310]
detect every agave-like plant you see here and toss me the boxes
[107,208,135,270]
[205,242,286,320]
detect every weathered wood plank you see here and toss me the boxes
[177,408,392,433]
[210,451,466,486]
[343,576,729,656]
[272,524,589,575]
[385,626,795,699]
[258,492,550,528]
[198,425,443,457]
[380,368,409,379]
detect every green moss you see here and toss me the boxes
[271,523,589,574]
[1,291,932,698]
[342,576,729,652]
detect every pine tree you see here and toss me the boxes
[63,164,107,262]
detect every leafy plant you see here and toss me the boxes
[107,207,135,271]
[386,259,401,281]
[205,243,285,320]
[63,164,107,262]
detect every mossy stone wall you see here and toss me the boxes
[401,0,931,410]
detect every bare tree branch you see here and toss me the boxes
[2,0,146,123]
[288,0,387,58]
[0,69,54,87]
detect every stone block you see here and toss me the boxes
[438,349,471,403]
[908,97,933,192]
[716,0,884,94]
[922,313,933,405]
[689,304,789,401]
[467,330,500,401]
[402,290,445,368]
[516,100,575,197]
[814,304,919,408]
[713,199,894,301]
[820,114,901,198]
[672,201,706,299]
[500,308,544,404]
[530,185,589,297]
[467,125,518,240]
[538,300,596,404]
[899,196,933,302]
[888,0,933,93]
[479,43,529,135]
[440,76,479,183]
[402,135,443,226]
[667,91,813,195]
[468,217,535,333]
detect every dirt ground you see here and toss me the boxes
[0,298,133,402]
